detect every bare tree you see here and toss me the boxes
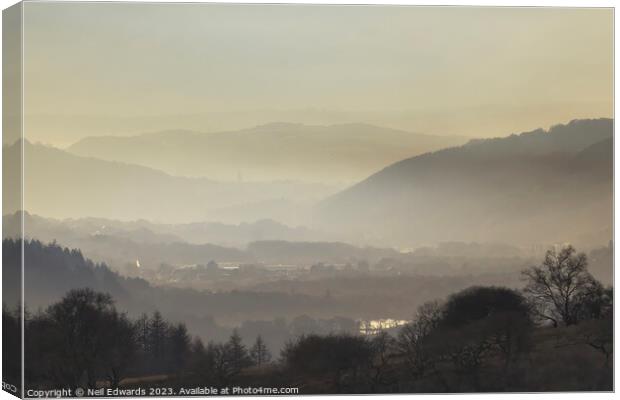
[102,312,137,388]
[397,301,442,378]
[555,317,613,367]
[281,334,372,392]
[521,246,599,326]
[45,289,138,389]
[580,317,613,367]
[206,342,233,385]
[367,331,396,392]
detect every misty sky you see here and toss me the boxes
[20,4,613,146]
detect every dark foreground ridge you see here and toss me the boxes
[3,242,612,396]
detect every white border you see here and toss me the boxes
[0,1,616,400]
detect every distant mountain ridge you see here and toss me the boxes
[67,122,468,182]
[5,118,612,249]
[3,140,339,224]
[462,118,612,156]
[3,212,398,274]
[319,118,613,248]
[3,238,344,334]
[3,212,325,247]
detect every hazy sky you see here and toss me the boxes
[21,4,613,145]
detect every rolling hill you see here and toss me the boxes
[2,212,326,248]
[66,123,467,183]
[318,119,613,248]
[3,140,339,224]
[3,212,399,275]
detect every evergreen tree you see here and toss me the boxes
[226,329,252,374]
[250,335,271,366]
[169,322,192,371]
[134,313,150,353]
[148,311,169,369]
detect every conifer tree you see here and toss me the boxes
[250,335,272,366]
[226,329,252,374]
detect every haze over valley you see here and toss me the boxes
[320,119,612,247]
[5,118,612,249]
[4,119,613,316]
[67,123,467,183]
[4,4,613,393]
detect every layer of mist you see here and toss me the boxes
[319,119,612,248]
[67,123,467,183]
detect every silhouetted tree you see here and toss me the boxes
[522,246,600,326]
[148,311,170,370]
[134,313,150,353]
[101,312,137,388]
[574,284,612,321]
[440,286,530,328]
[442,286,532,368]
[206,342,232,385]
[169,323,192,372]
[397,301,442,379]
[419,287,533,390]
[250,335,271,366]
[187,337,213,381]
[43,288,137,388]
[282,334,372,392]
[225,329,252,375]
[555,290,613,368]
[367,331,397,392]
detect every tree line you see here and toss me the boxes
[8,290,272,391]
[4,245,612,393]
[279,246,612,392]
